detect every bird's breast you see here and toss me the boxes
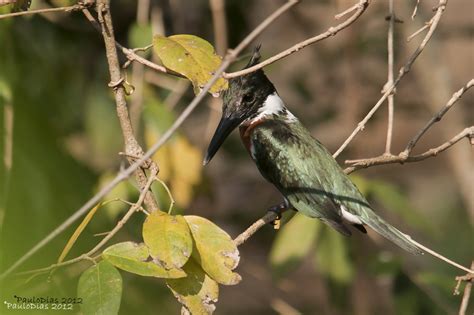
[239,117,267,160]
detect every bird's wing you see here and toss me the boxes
[250,119,422,254]
[250,119,354,235]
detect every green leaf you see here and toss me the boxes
[143,212,193,269]
[167,258,219,314]
[77,260,122,315]
[153,34,228,95]
[184,216,241,285]
[314,226,354,284]
[270,213,320,278]
[102,242,186,278]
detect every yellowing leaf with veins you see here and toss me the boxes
[167,258,219,315]
[143,212,193,269]
[102,242,186,279]
[153,34,228,95]
[184,216,241,285]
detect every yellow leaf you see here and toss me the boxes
[153,34,228,95]
[143,212,193,269]
[102,242,186,279]
[184,216,241,285]
[167,258,219,314]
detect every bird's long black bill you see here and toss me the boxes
[203,116,242,165]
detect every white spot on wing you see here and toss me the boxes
[341,205,362,224]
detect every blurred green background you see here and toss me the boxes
[0,0,472,314]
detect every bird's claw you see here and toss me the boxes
[267,202,286,230]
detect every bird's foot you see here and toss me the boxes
[267,202,288,230]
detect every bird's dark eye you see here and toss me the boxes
[242,94,254,103]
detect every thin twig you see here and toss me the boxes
[13,254,88,278]
[97,0,159,211]
[412,0,421,20]
[223,0,368,79]
[333,0,448,158]
[234,202,474,275]
[457,262,474,315]
[344,80,474,172]
[402,79,474,157]
[0,0,299,278]
[87,168,157,257]
[0,3,86,20]
[155,177,175,214]
[407,22,430,42]
[344,127,473,173]
[13,170,157,278]
[0,169,130,279]
[82,8,178,77]
[334,1,362,20]
[234,212,277,246]
[385,0,396,154]
[408,239,474,274]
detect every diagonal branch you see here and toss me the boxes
[333,0,448,158]
[96,0,159,211]
[11,169,158,278]
[0,0,300,279]
[402,78,473,157]
[456,262,474,315]
[0,2,90,20]
[344,79,474,173]
[344,126,473,173]
[223,0,369,79]
[384,0,396,154]
[234,212,277,246]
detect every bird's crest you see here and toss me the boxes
[244,45,262,69]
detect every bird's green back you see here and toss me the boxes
[250,117,373,233]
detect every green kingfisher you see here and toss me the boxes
[204,48,422,254]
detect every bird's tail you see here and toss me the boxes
[362,215,423,255]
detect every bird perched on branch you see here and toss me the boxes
[204,47,422,254]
